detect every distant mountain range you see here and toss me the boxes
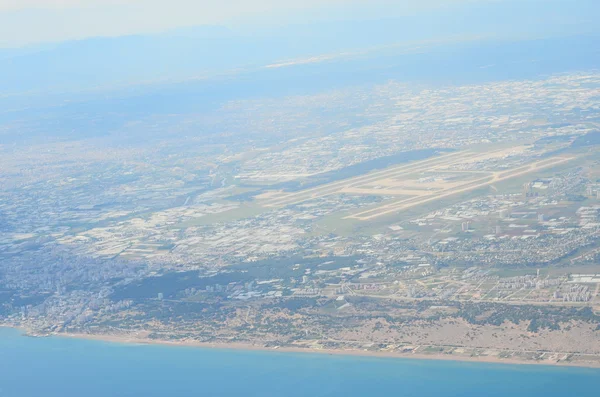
[0,0,598,94]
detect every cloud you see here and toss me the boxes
[0,0,483,13]
[0,0,135,11]
[0,0,502,47]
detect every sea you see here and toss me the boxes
[1,327,599,397]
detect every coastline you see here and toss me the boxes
[42,329,600,369]
[3,323,599,369]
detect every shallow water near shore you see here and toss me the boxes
[1,327,599,397]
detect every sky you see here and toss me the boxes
[0,0,491,47]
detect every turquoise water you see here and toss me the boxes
[1,328,599,397]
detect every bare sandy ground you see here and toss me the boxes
[5,319,599,369]
[34,330,600,369]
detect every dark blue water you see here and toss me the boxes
[1,327,599,397]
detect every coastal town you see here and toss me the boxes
[1,71,600,367]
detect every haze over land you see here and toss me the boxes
[1,0,600,367]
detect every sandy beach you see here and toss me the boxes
[3,322,600,368]
[38,329,600,369]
